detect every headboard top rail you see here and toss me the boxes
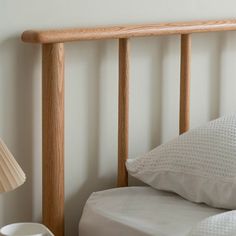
[22,19,236,44]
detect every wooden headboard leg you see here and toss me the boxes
[42,43,65,236]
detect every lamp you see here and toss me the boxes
[0,139,53,235]
[0,138,25,193]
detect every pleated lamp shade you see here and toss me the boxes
[0,138,26,193]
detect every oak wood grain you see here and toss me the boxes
[117,38,129,187]
[42,43,65,236]
[179,34,191,134]
[22,19,236,43]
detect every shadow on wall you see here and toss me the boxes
[0,36,40,225]
[192,32,224,121]
[64,41,113,236]
[64,37,169,235]
[208,33,223,119]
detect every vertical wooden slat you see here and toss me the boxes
[179,34,191,134]
[42,43,65,236]
[117,38,130,187]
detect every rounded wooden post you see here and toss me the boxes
[42,43,64,236]
[117,38,129,187]
[179,34,191,134]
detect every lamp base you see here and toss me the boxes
[0,223,54,236]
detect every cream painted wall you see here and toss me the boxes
[1,0,236,235]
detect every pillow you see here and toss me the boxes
[126,114,236,209]
[187,210,236,236]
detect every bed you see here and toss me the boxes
[79,187,224,236]
[21,19,236,236]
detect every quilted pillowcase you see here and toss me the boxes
[126,114,236,209]
[187,211,236,236]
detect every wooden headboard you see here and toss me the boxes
[21,19,236,236]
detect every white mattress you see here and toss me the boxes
[79,187,225,236]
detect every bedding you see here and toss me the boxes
[187,210,236,236]
[79,187,224,236]
[127,114,236,209]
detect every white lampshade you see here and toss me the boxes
[0,138,26,193]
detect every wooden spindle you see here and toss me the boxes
[179,34,191,134]
[117,38,130,187]
[42,43,65,236]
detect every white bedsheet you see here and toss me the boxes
[79,187,225,236]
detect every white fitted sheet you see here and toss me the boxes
[79,187,225,236]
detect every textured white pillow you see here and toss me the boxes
[187,211,236,236]
[127,114,236,209]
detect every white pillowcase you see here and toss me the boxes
[126,114,236,209]
[187,210,236,236]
